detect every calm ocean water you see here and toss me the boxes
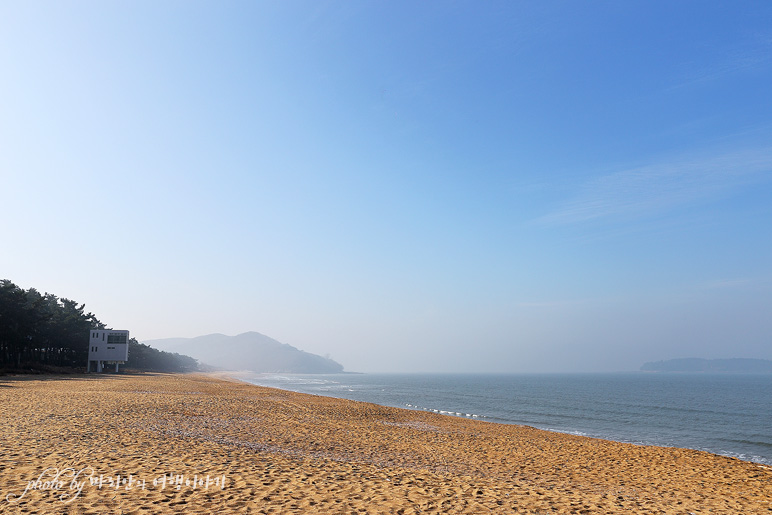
[241,372,772,465]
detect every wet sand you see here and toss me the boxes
[0,372,769,514]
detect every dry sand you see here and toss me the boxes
[0,373,769,514]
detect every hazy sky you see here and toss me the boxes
[2,2,771,373]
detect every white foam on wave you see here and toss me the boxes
[714,450,772,466]
[404,403,486,419]
[546,428,589,437]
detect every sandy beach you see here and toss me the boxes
[0,373,769,514]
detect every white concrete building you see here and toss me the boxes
[87,330,129,373]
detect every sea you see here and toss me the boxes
[241,372,772,465]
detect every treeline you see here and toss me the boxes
[127,340,198,372]
[0,279,197,373]
[0,279,101,368]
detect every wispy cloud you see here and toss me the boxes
[537,146,772,226]
[669,33,772,90]
[698,276,772,292]
[700,278,751,290]
[515,296,612,309]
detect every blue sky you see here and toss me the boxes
[2,2,771,372]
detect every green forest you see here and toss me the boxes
[0,279,197,373]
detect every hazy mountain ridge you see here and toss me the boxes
[143,332,344,374]
[641,358,772,373]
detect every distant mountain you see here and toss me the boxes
[641,358,772,373]
[143,332,344,374]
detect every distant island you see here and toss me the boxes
[144,332,344,374]
[641,358,772,373]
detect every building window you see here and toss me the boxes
[107,334,127,344]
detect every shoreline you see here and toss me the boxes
[1,372,770,514]
[233,370,772,467]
